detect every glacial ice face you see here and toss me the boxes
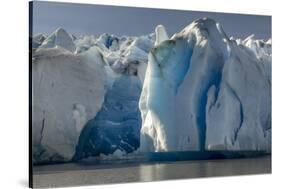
[139,27,193,152]
[139,18,271,152]
[32,27,156,163]
[32,47,107,163]
[205,43,271,151]
[241,35,272,81]
[73,75,142,160]
[32,21,271,163]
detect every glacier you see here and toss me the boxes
[32,27,153,163]
[139,17,271,152]
[73,75,142,161]
[31,17,271,164]
[39,28,76,53]
[32,46,108,163]
[32,33,46,48]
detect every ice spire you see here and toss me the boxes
[155,25,169,46]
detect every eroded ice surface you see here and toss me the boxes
[139,18,271,152]
[32,47,107,163]
[39,28,76,53]
[73,75,142,161]
[32,29,152,163]
[32,18,271,163]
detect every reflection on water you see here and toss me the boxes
[33,156,271,188]
[139,156,271,181]
[140,164,166,182]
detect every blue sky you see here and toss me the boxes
[32,1,271,39]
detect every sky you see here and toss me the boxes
[32,1,272,39]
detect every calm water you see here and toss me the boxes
[33,155,271,188]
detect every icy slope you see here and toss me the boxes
[75,33,154,82]
[39,28,76,52]
[32,47,107,163]
[32,33,46,48]
[140,18,271,152]
[34,28,155,84]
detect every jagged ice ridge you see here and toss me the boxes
[31,18,271,163]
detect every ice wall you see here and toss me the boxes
[139,36,193,151]
[31,19,271,163]
[73,75,142,160]
[139,18,271,152]
[32,47,107,163]
[32,28,153,163]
